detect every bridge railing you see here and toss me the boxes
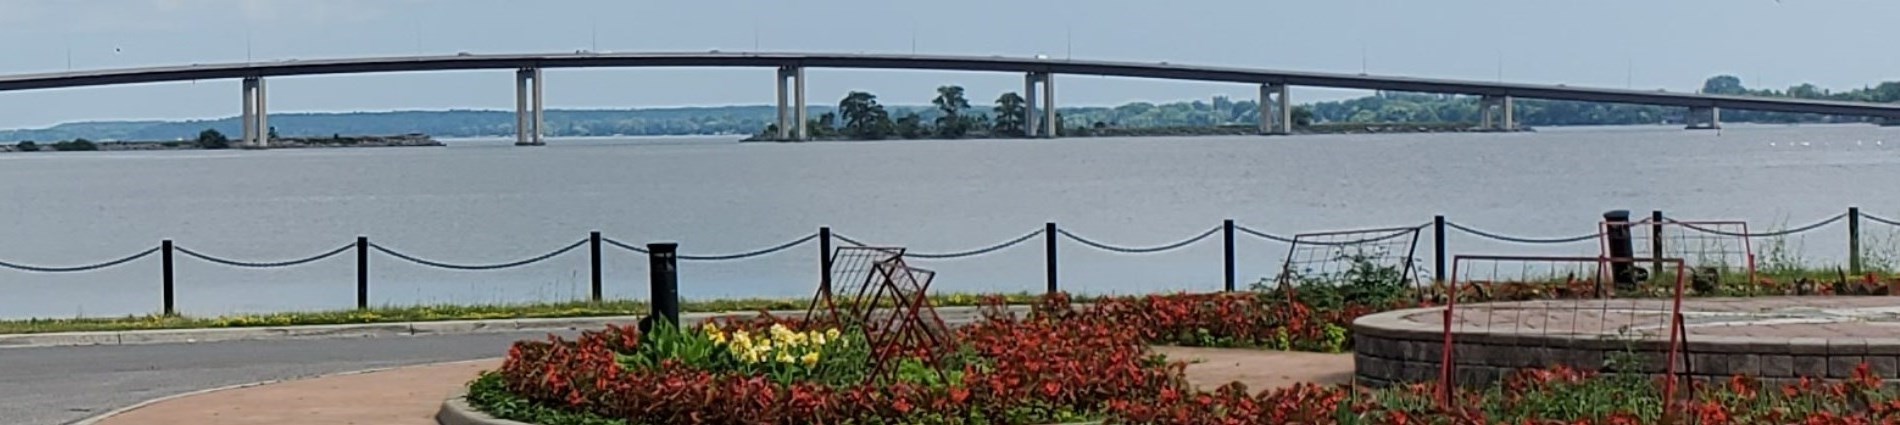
[0,207,1881,317]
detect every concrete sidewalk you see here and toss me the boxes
[89,359,501,425]
[82,348,1352,425]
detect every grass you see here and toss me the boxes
[0,292,1046,335]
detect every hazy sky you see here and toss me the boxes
[0,0,1893,128]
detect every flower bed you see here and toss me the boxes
[470,289,1900,424]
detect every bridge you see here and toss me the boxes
[4,51,1897,147]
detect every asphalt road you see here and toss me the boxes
[0,331,562,425]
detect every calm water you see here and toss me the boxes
[1,125,1896,319]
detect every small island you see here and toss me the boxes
[0,128,444,153]
[741,86,1536,142]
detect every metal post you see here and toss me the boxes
[1045,222,1059,294]
[819,227,833,292]
[646,242,680,332]
[1605,210,1636,293]
[162,240,175,316]
[1651,210,1665,279]
[1433,215,1447,283]
[589,231,603,302]
[1850,207,1863,275]
[1223,219,1236,292]
[356,236,369,309]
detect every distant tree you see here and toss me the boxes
[15,141,37,152]
[838,91,893,139]
[932,85,973,138]
[1291,106,1315,127]
[267,126,279,140]
[991,92,1027,137]
[195,128,230,149]
[52,138,98,151]
[894,112,926,139]
[1701,75,1747,95]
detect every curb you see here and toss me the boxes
[2,306,1017,349]
[436,393,534,425]
[71,358,498,425]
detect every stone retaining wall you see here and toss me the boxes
[1352,306,1900,388]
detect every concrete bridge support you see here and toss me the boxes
[1023,72,1057,138]
[239,77,269,149]
[1685,106,1721,130]
[514,68,546,146]
[1479,95,1515,131]
[1257,83,1292,135]
[775,66,807,140]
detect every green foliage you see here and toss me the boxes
[839,91,895,139]
[196,128,230,149]
[1262,248,1413,310]
[14,141,37,151]
[466,372,628,425]
[932,85,974,138]
[619,321,872,387]
[992,92,1028,137]
[50,138,97,151]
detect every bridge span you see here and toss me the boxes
[3,51,1895,146]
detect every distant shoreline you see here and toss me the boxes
[740,122,1532,142]
[0,133,444,153]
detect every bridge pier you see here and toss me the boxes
[776,66,807,140]
[1479,95,1515,131]
[1685,106,1721,130]
[514,68,546,146]
[1023,72,1056,138]
[1257,83,1291,135]
[239,77,269,149]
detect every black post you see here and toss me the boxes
[1433,215,1447,284]
[162,240,175,316]
[1850,207,1863,275]
[356,236,369,310]
[1222,219,1236,292]
[1651,210,1665,280]
[645,242,680,333]
[1045,222,1059,294]
[589,231,603,302]
[1605,210,1636,293]
[819,227,833,293]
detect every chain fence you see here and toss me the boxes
[836,229,1045,259]
[370,239,587,271]
[1444,222,1604,244]
[175,244,355,269]
[0,209,1887,283]
[0,246,160,273]
[1057,226,1221,254]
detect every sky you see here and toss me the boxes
[0,0,1894,129]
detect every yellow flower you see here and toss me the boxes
[800,352,820,366]
[777,352,796,364]
[811,331,827,346]
[825,328,841,340]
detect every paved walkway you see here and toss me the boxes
[87,347,1352,425]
